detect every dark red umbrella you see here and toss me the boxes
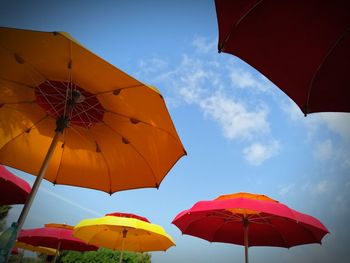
[10,247,18,255]
[0,165,31,205]
[172,193,329,263]
[215,0,350,115]
[17,223,98,253]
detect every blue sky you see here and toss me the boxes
[1,1,350,262]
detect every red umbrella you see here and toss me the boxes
[215,0,350,115]
[172,193,329,263]
[0,165,31,205]
[10,247,18,255]
[17,223,98,254]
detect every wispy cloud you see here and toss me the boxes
[243,140,280,166]
[137,36,281,165]
[279,184,294,195]
[192,36,217,54]
[313,139,334,161]
[200,93,270,140]
[229,69,272,92]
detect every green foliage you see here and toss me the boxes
[58,248,151,263]
[0,205,12,231]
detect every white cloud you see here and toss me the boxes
[315,180,331,194]
[229,70,271,92]
[200,93,270,140]
[138,57,168,74]
[137,36,282,165]
[243,140,280,166]
[192,36,217,54]
[319,113,350,141]
[314,139,334,161]
[279,184,294,195]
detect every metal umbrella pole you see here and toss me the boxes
[243,217,249,263]
[118,229,128,263]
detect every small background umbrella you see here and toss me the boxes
[215,0,350,115]
[0,165,31,205]
[15,241,57,256]
[17,223,98,262]
[172,192,329,263]
[74,212,175,263]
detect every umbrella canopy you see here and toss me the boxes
[17,223,98,252]
[0,165,31,205]
[215,0,350,115]
[15,242,57,256]
[10,247,18,255]
[0,26,186,194]
[74,212,175,262]
[172,192,329,263]
[0,27,186,260]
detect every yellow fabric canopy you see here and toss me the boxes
[74,214,175,252]
[15,242,57,255]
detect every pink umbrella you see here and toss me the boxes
[173,193,329,263]
[0,165,31,205]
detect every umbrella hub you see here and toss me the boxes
[35,80,105,128]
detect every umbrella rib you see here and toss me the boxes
[0,44,66,99]
[0,114,49,151]
[2,101,36,106]
[107,111,182,146]
[86,128,113,194]
[218,0,264,51]
[0,77,35,89]
[306,25,350,113]
[293,222,321,245]
[101,121,159,187]
[254,214,290,247]
[63,125,113,193]
[91,84,145,96]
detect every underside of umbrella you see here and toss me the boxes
[215,0,350,115]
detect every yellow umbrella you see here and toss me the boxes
[15,242,57,256]
[0,26,185,260]
[74,212,175,263]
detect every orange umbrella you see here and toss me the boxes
[0,27,186,261]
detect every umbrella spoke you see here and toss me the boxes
[99,121,158,187]
[107,110,182,145]
[0,78,35,90]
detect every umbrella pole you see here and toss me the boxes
[17,131,61,231]
[243,217,249,263]
[53,241,62,263]
[0,132,62,263]
[118,229,127,263]
[118,249,124,263]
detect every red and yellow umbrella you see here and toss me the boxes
[173,192,329,263]
[74,212,175,263]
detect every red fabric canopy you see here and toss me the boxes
[18,225,98,252]
[105,212,150,222]
[0,165,31,205]
[215,0,350,115]
[173,195,329,248]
